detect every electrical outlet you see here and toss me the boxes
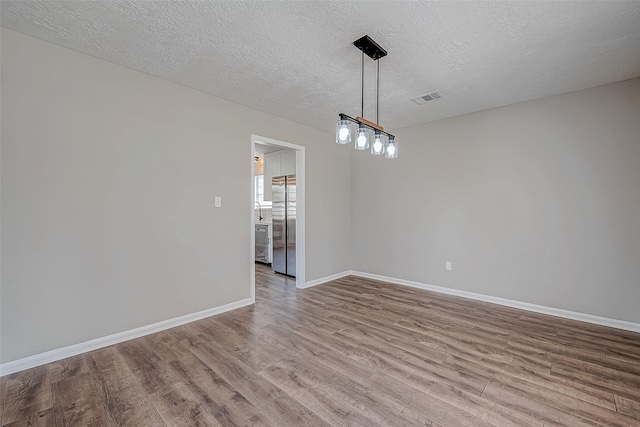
[446,261,452,271]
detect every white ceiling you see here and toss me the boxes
[2,1,639,133]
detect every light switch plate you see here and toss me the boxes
[446,261,452,271]
[215,196,222,208]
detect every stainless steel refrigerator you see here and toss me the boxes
[272,175,296,277]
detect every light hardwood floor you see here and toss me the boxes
[1,263,639,426]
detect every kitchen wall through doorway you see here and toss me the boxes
[250,135,305,302]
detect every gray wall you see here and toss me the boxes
[352,78,640,324]
[0,29,351,363]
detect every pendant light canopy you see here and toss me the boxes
[335,35,398,159]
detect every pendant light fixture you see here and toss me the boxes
[336,35,398,159]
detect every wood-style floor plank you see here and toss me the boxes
[444,353,617,410]
[187,339,285,411]
[0,375,7,425]
[148,382,221,427]
[481,381,596,427]
[2,365,52,426]
[3,263,640,426]
[49,356,110,426]
[615,394,640,422]
[117,338,182,395]
[168,351,273,426]
[194,317,284,372]
[607,347,640,366]
[85,347,165,427]
[259,359,384,427]
[449,356,634,426]
[2,408,55,427]
[337,327,488,396]
[377,370,541,427]
[145,331,192,363]
[257,393,331,427]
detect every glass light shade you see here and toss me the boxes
[371,132,386,155]
[385,137,398,159]
[336,120,351,144]
[354,126,369,150]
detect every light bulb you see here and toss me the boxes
[371,132,385,155]
[354,126,369,150]
[385,137,398,158]
[335,120,351,144]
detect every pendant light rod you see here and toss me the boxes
[361,51,364,118]
[376,59,380,125]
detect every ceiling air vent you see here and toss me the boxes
[411,91,444,105]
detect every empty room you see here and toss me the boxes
[1,1,639,426]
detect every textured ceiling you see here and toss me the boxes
[2,1,639,133]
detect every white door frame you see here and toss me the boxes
[250,134,305,302]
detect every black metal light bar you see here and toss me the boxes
[338,113,395,140]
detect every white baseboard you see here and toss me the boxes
[350,271,640,333]
[4,271,638,376]
[301,270,352,289]
[0,298,254,377]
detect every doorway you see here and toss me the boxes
[250,134,305,302]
